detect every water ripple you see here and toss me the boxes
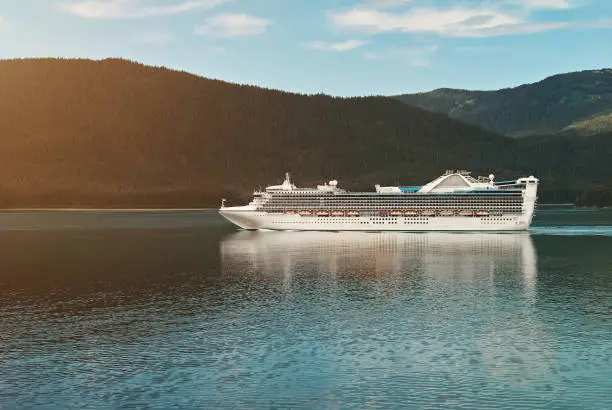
[531,225,612,236]
[1,211,612,408]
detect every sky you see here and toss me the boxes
[1,0,612,96]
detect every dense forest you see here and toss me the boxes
[395,69,612,137]
[0,58,610,208]
[575,186,612,208]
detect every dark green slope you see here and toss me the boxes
[395,69,612,137]
[515,132,612,203]
[0,58,524,207]
[0,58,609,207]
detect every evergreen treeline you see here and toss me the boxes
[0,58,610,208]
[395,69,612,137]
[575,186,612,208]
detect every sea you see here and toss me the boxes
[1,208,611,409]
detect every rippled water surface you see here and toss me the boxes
[1,208,612,409]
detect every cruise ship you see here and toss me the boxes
[218,170,539,231]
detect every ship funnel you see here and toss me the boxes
[281,172,294,190]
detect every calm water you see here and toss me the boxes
[1,208,611,409]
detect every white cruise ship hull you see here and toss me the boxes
[218,171,538,232]
[218,211,532,231]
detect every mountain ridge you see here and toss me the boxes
[395,68,612,137]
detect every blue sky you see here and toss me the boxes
[1,0,612,96]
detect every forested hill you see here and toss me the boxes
[0,58,513,207]
[0,58,610,207]
[395,69,612,137]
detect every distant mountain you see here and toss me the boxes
[395,69,612,137]
[0,58,610,207]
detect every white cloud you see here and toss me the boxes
[364,0,571,10]
[334,7,516,36]
[363,44,438,66]
[577,18,612,29]
[362,0,414,8]
[194,13,270,37]
[506,0,573,10]
[305,39,369,51]
[60,0,227,19]
[332,3,581,37]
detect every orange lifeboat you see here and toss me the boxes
[475,210,490,217]
[299,210,312,216]
[347,210,360,217]
[421,210,435,217]
[404,210,419,216]
[331,210,345,217]
[316,210,330,217]
[390,210,403,217]
[439,210,455,216]
[458,210,474,217]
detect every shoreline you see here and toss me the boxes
[0,205,609,212]
[537,203,574,206]
[0,208,218,212]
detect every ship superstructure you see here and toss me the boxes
[219,170,539,231]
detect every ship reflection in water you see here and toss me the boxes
[221,230,536,290]
[219,231,558,397]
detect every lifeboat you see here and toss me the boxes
[331,210,345,217]
[404,210,419,216]
[475,210,490,217]
[438,210,455,217]
[420,210,435,217]
[298,210,312,216]
[347,210,360,217]
[285,210,297,215]
[390,210,403,217]
[316,210,330,217]
[379,210,389,216]
[458,210,474,217]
